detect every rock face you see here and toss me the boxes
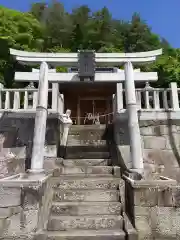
[45,125,137,240]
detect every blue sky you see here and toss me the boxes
[0,0,179,48]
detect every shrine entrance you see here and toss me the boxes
[79,97,111,125]
[62,83,115,125]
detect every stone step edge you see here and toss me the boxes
[45,157,111,163]
[45,229,125,237]
[49,215,123,221]
[52,174,120,179]
[54,189,120,193]
[54,166,120,174]
[52,174,120,178]
[51,201,121,207]
[53,186,121,192]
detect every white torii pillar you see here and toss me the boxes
[124,62,143,174]
[30,62,49,173]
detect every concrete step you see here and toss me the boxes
[46,229,125,240]
[60,159,111,167]
[69,125,106,130]
[52,177,120,190]
[66,151,110,159]
[51,202,122,216]
[69,126,106,135]
[47,215,123,231]
[68,132,107,142]
[53,166,118,176]
[53,189,120,202]
[66,146,109,153]
[67,139,107,147]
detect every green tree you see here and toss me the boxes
[90,7,114,51]
[43,0,72,50]
[70,5,91,51]
[0,6,43,86]
[30,2,47,22]
[123,13,161,52]
[1,3,180,89]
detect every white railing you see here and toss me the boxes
[115,82,180,112]
[135,88,172,110]
[0,87,64,113]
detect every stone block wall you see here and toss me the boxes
[0,114,63,174]
[125,178,180,240]
[0,115,60,149]
[114,120,180,180]
[0,174,53,239]
[140,120,180,181]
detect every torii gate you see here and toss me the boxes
[10,48,162,175]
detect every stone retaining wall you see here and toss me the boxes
[0,115,63,175]
[141,120,180,181]
[114,120,180,180]
[124,177,180,240]
[0,174,53,239]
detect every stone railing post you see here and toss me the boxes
[52,83,59,111]
[13,91,20,110]
[170,82,179,110]
[116,83,124,111]
[124,61,143,174]
[5,91,10,109]
[30,62,49,173]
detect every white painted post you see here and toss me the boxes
[136,91,142,110]
[5,92,10,109]
[116,83,124,111]
[112,94,116,114]
[144,89,150,109]
[170,82,179,110]
[153,90,160,110]
[24,91,28,109]
[30,62,49,173]
[124,61,143,174]
[13,91,20,110]
[33,91,38,109]
[52,83,59,111]
[163,90,169,109]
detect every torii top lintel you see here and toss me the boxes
[10,48,162,67]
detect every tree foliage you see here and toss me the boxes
[0,1,179,87]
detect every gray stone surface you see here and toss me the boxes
[61,158,110,166]
[0,187,21,207]
[124,176,180,240]
[51,202,121,216]
[53,166,115,176]
[0,174,54,238]
[52,177,120,190]
[48,215,123,231]
[54,189,120,202]
[66,151,110,159]
[0,116,61,159]
[115,120,180,181]
[46,229,125,240]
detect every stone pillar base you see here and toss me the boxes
[28,169,45,174]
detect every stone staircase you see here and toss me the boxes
[45,125,136,240]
